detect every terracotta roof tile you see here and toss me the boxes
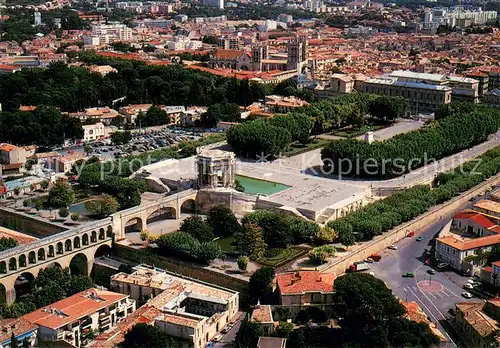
[0,318,38,344]
[276,271,335,295]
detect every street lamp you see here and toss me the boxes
[429,273,432,286]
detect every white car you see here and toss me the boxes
[462,292,473,299]
[388,245,398,250]
[464,283,474,290]
[437,263,449,269]
[213,334,223,342]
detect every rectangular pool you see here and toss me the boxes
[235,175,290,196]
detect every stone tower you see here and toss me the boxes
[197,149,235,189]
[286,38,301,71]
[252,44,267,71]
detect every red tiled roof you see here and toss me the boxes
[22,289,128,330]
[214,49,244,60]
[436,234,500,251]
[0,318,38,344]
[0,143,18,152]
[276,271,335,295]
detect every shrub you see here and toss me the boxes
[237,256,249,271]
[308,245,336,264]
[58,207,69,218]
[70,213,79,221]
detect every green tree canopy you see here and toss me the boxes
[121,323,175,348]
[48,182,75,207]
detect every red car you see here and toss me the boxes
[407,231,415,237]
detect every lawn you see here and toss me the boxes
[283,139,330,157]
[216,236,237,255]
[258,247,307,267]
[331,124,385,138]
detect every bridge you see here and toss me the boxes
[0,219,113,304]
[111,189,198,240]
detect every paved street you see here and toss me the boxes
[215,311,246,348]
[369,204,475,347]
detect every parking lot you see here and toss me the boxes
[55,128,201,161]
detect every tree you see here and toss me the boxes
[85,195,119,217]
[48,182,75,207]
[235,320,264,348]
[70,213,79,221]
[179,215,214,243]
[58,207,69,218]
[313,226,337,245]
[35,200,43,211]
[237,256,249,271]
[10,333,18,348]
[110,131,132,144]
[40,180,49,190]
[308,245,335,264]
[338,229,355,249]
[275,321,294,338]
[206,205,241,237]
[83,142,92,156]
[235,223,267,260]
[249,267,275,304]
[200,103,241,127]
[121,323,175,348]
[22,199,31,207]
[156,232,221,264]
[0,237,17,252]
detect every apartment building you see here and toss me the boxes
[89,23,133,45]
[0,318,38,348]
[22,288,136,347]
[110,265,239,348]
[435,207,500,274]
[70,107,120,125]
[455,299,500,348]
[0,144,37,166]
[217,36,240,50]
[360,77,452,112]
[275,271,336,306]
[388,70,479,103]
[162,105,186,125]
[264,95,309,113]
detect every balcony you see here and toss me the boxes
[80,318,92,329]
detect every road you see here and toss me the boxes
[215,311,246,348]
[369,204,475,347]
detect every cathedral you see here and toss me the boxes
[208,37,308,73]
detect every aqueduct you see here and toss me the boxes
[0,189,199,304]
[0,219,113,304]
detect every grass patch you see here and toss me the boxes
[258,247,306,267]
[216,236,237,255]
[331,124,386,138]
[283,139,330,157]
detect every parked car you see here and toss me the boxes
[416,236,424,242]
[402,272,414,278]
[388,245,398,250]
[437,262,449,269]
[427,269,436,275]
[407,231,415,237]
[370,254,382,262]
[462,292,473,298]
[213,334,223,342]
[365,258,374,263]
[221,324,233,333]
[464,283,474,290]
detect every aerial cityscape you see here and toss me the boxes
[0,0,498,346]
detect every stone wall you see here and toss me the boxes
[114,244,249,294]
[197,189,257,216]
[0,207,67,237]
[321,172,500,276]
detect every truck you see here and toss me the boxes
[349,261,370,273]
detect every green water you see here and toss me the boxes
[235,175,290,196]
[70,200,94,215]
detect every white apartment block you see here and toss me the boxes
[424,7,497,29]
[22,289,136,347]
[90,23,133,44]
[110,265,239,348]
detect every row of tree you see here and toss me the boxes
[0,267,92,318]
[321,103,500,178]
[328,145,500,243]
[0,237,17,252]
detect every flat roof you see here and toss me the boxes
[22,289,128,330]
[365,77,452,91]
